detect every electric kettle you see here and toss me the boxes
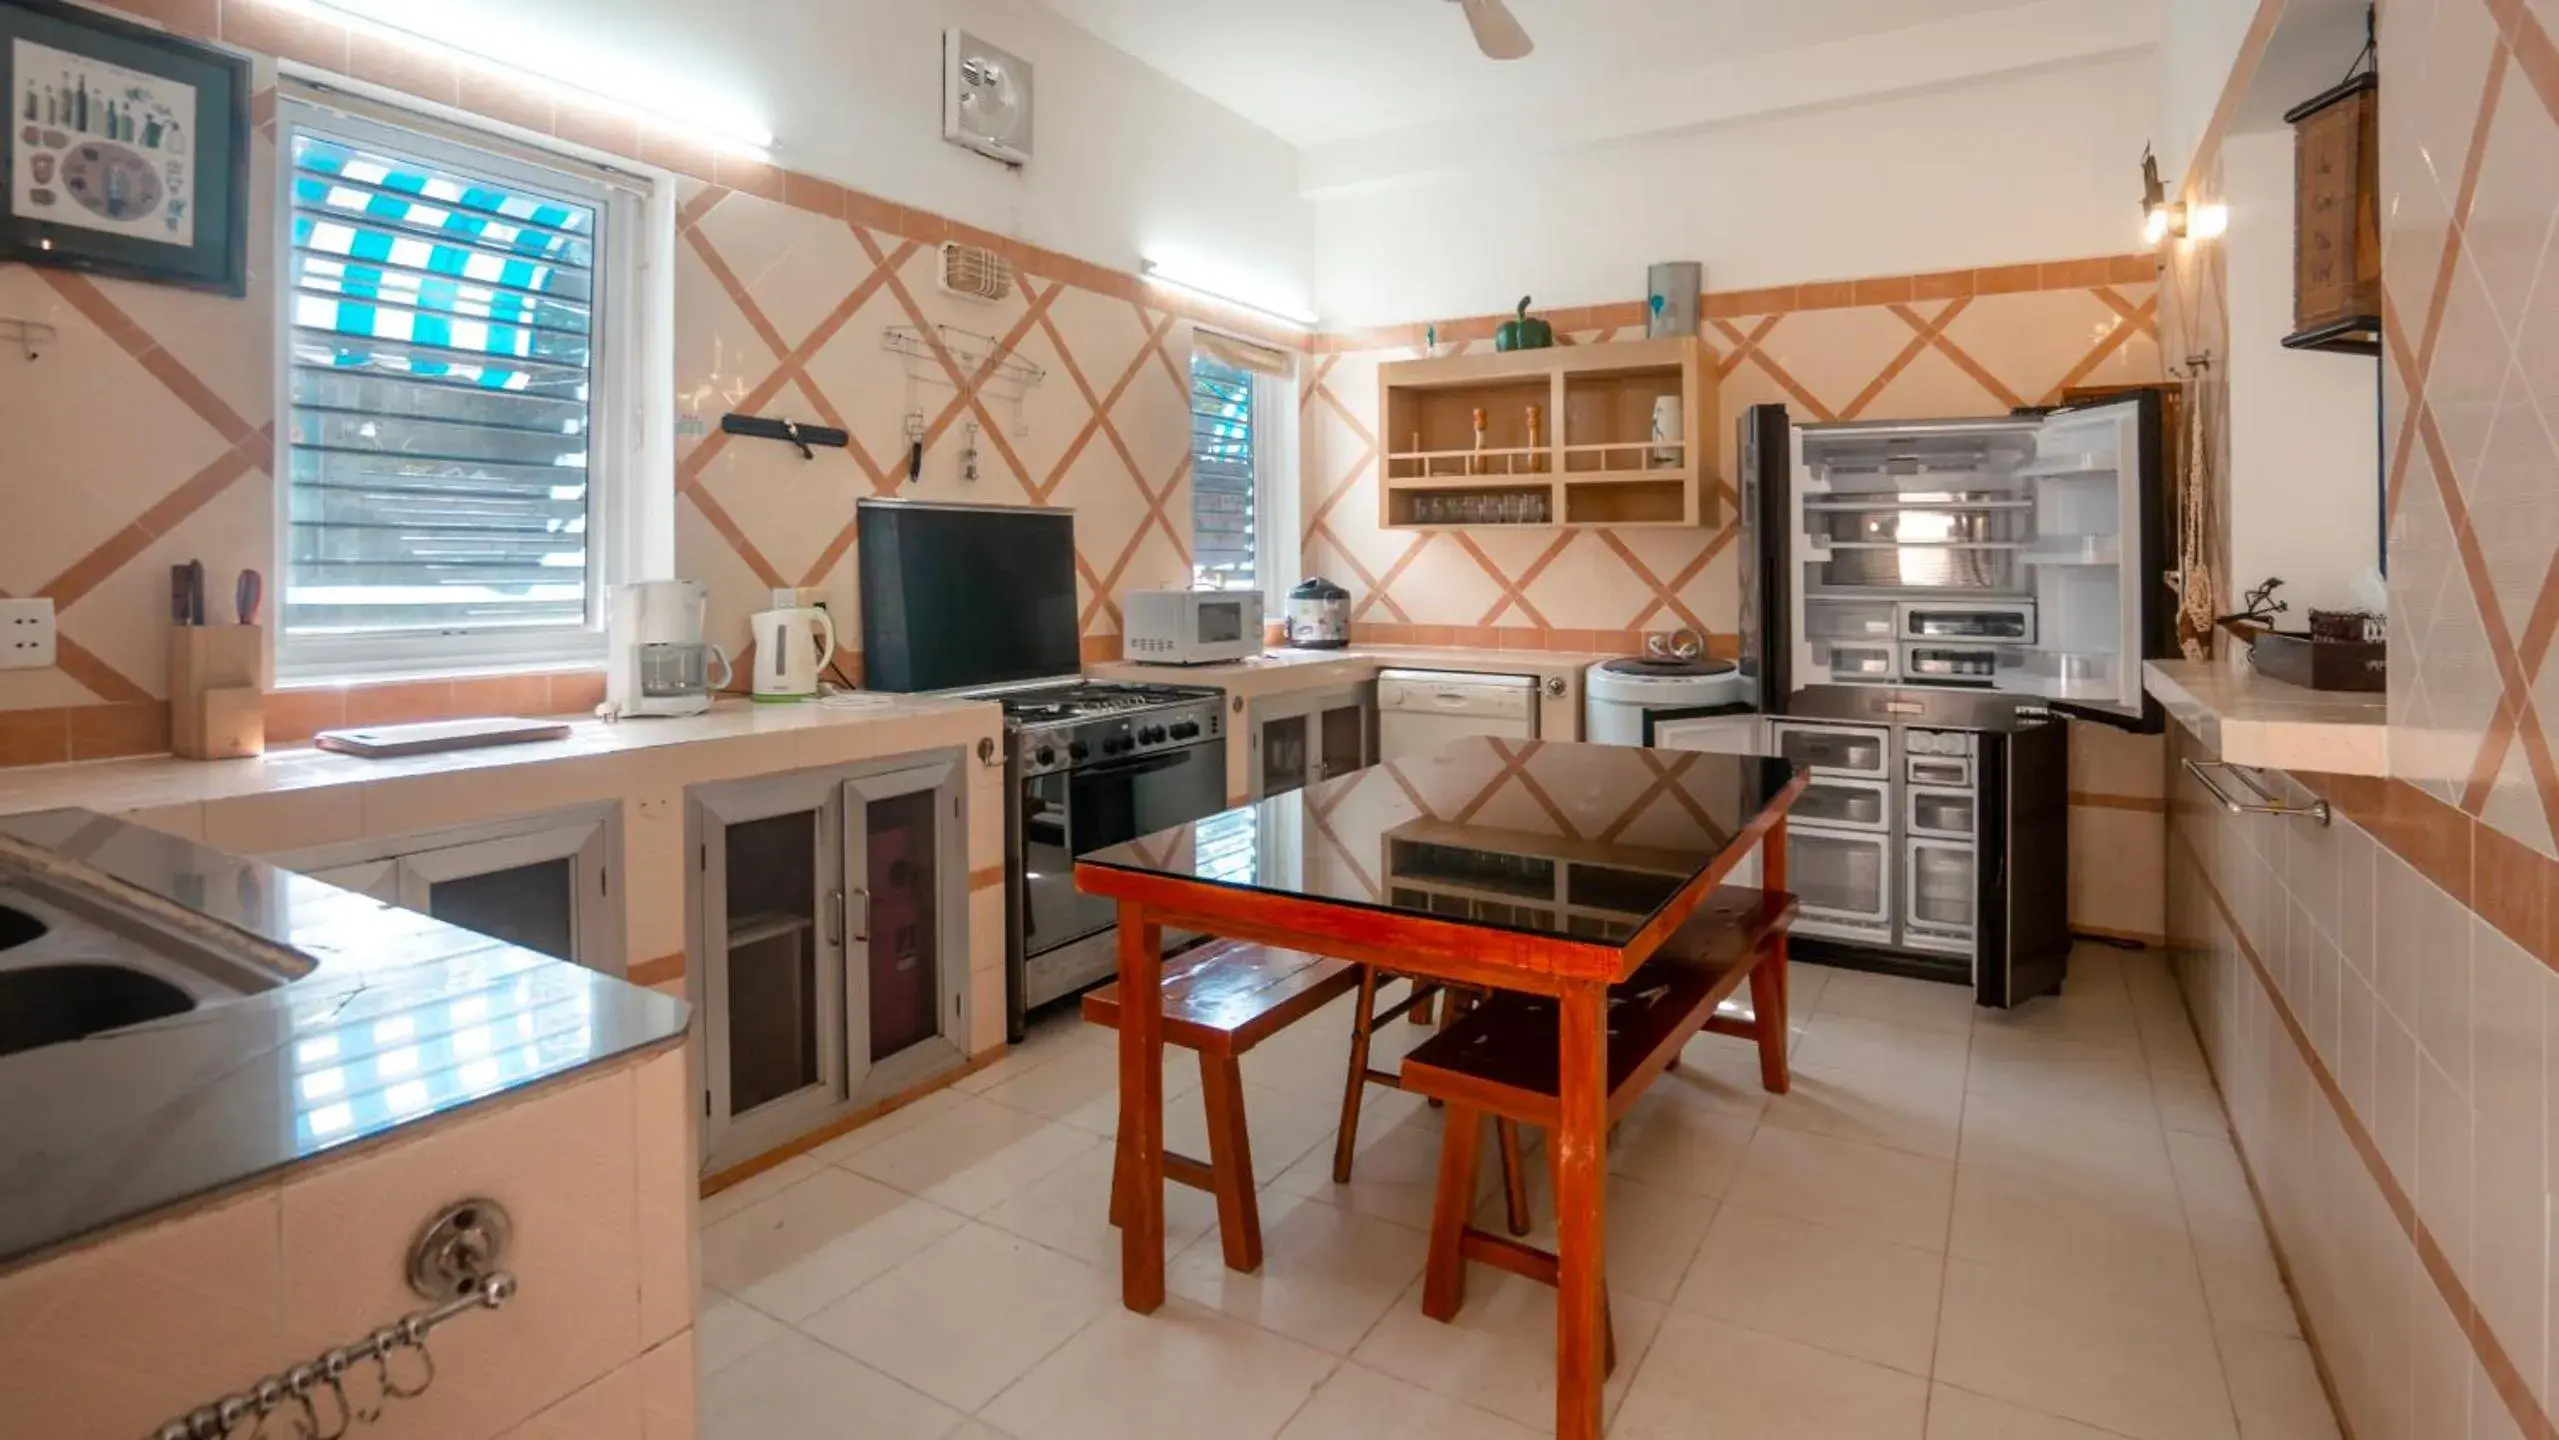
[750,601,838,701]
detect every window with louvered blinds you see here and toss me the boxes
[1190,355,1257,590]
[278,104,633,676]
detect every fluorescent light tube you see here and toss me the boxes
[270,0,776,156]
[1141,259,1318,330]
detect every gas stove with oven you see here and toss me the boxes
[1000,680,1228,1036]
[851,499,1242,1040]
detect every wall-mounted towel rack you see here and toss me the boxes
[148,1200,519,1440]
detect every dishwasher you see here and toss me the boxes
[1377,670,1541,762]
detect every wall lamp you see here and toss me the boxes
[2142,147,2228,244]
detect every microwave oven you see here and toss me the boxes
[1121,588,1265,664]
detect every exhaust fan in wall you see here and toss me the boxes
[938,242,1015,302]
[943,30,1034,167]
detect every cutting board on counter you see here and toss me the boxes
[313,716,573,759]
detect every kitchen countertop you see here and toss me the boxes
[2143,658,2387,776]
[0,692,998,820]
[0,809,690,1272]
[1090,644,1622,699]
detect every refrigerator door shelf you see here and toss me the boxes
[2016,454,2119,479]
[2021,535,2122,566]
[2002,648,2121,701]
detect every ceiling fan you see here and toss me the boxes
[1447,0,1533,60]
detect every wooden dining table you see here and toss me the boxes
[1075,736,1806,1439]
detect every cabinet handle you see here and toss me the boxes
[826,888,845,946]
[848,887,871,944]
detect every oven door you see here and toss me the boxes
[1020,744,1229,958]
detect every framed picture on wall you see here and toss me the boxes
[0,0,249,294]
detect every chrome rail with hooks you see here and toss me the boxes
[147,1200,518,1440]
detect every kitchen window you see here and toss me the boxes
[274,100,647,681]
[1190,329,1295,599]
[1190,353,1258,590]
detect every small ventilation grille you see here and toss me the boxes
[937,242,1013,303]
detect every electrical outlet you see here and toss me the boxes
[0,599,56,670]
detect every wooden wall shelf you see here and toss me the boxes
[1377,337,1717,531]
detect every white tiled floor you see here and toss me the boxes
[694,946,2344,1439]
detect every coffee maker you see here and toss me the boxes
[604,580,729,717]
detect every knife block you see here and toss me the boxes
[169,625,266,759]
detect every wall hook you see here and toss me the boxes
[721,413,848,459]
[0,318,55,361]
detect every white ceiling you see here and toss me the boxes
[1028,0,2087,148]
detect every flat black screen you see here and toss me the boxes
[857,501,1081,692]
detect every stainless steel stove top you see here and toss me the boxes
[999,680,1222,725]
[999,680,1226,776]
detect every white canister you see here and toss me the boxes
[1650,395,1684,467]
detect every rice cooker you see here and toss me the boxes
[1284,576,1350,649]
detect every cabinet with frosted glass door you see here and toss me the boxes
[689,754,969,1173]
[269,804,620,975]
[1248,683,1374,799]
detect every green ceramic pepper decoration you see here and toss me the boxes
[1494,296,1554,351]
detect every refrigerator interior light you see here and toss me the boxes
[268,0,777,156]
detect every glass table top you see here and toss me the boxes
[1077,738,1803,950]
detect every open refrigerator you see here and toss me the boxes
[1732,392,2169,1003]
[1747,392,2169,721]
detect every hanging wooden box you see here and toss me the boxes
[2283,73,2381,355]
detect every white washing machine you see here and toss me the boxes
[1583,657,1757,749]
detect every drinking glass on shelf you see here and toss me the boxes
[1417,494,1441,525]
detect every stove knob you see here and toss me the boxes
[1068,740,1090,761]
[1034,745,1057,767]
[1141,725,1166,744]
[1169,720,1200,740]
[1103,736,1130,756]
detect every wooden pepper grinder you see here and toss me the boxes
[1525,404,1543,474]
[1470,407,1488,476]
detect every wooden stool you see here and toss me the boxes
[1399,887,1799,1330]
[1083,939,1361,1273]
[1333,968,1533,1235]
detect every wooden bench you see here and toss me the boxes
[1398,886,1800,1333]
[1082,938,1362,1273]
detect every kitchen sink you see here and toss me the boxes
[0,838,314,1061]
[0,963,194,1059]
